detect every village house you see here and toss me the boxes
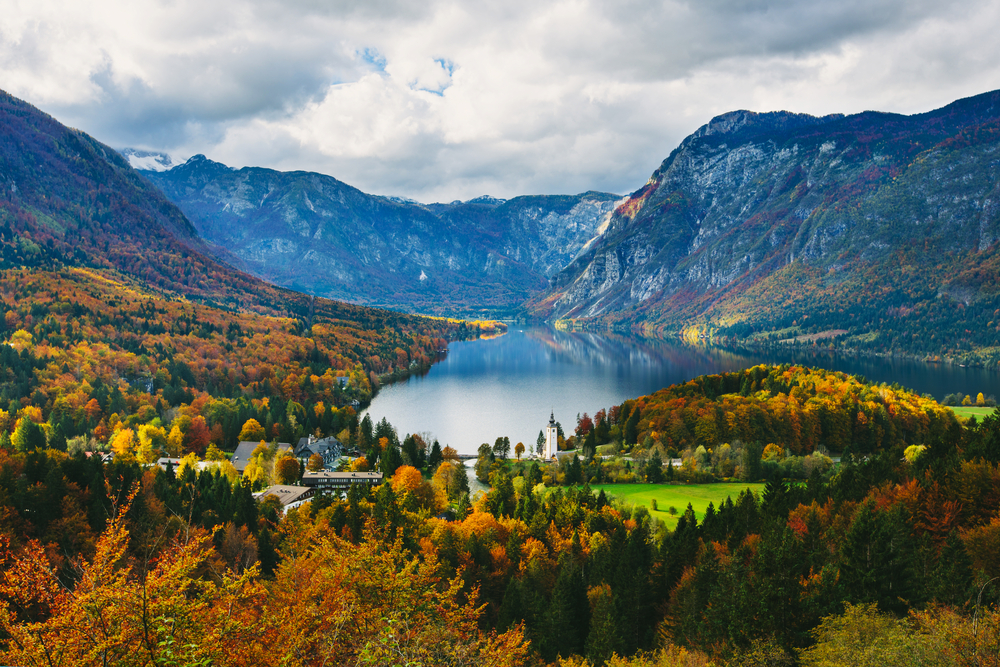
[294,434,342,470]
[254,484,316,509]
[300,470,383,492]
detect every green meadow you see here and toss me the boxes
[591,482,766,529]
[949,406,996,420]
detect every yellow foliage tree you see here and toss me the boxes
[166,425,185,457]
[762,443,784,461]
[110,428,137,460]
[135,441,158,465]
[799,603,947,667]
[242,444,273,487]
[20,406,43,424]
[204,443,227,461]
[137,423,167,451]
[176,452,201,478]
[238,418,266,442]
[7,328,33,351]
[432,460,468,500]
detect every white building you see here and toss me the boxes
[543,411,559,459]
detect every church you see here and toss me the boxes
[543,411,558,459]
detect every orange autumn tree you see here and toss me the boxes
[252,524,530,666]
[0,487,260,666]
[391,465,424,494]
[0,491,531,666]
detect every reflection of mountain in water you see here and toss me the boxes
[526,328,766,377]
[368,325,1000,455]
[523,327,1000,402]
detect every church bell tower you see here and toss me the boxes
[544,411,558,459]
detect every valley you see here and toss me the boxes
[131,90,1000,369]
[139,155,621,315]
[2,85,1000,666]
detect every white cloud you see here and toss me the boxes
[2,0,999,201]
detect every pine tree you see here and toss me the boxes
[427,440,443,470]
[380,440,402,477]
[646,449,664,483]
[584,584,620,664]
[840,501,916,615]
[624,408,640,446]
[540,556,589,660]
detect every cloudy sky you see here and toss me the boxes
[2,0,999,202]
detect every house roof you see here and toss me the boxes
[294,435,342,458]
[230,441,291,473]
[253,484,315,507]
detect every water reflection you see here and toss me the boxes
[365,326,1000,455]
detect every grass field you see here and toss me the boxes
[949,406,997,420]
[591,482,766,529]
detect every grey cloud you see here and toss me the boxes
[4,0,999,203]
[44,33,360,148]
[546,0,970,81]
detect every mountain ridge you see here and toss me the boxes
[527,89,1000,364]
[139,154,622,315]
[0,88,498,410]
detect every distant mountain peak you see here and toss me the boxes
[690,109,845,142]
[178,154,233,170]
[528,87,1000,363]
[466,195,507,206]
[119,148,174,172]
[385,195,422,206]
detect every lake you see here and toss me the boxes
[364,326,1000,455]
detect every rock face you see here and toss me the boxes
[531,90,1000,350]
[141,157,620,314]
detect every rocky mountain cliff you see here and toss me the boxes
[141,157,620,315]
[529,90,1000,362]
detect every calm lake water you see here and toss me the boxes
[364,327,1000,455]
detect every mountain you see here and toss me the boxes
[139,155,621,315]
[0,89,499,417]
[529,90,1000,362]
[0,89,297,315]
[120,148,174,172]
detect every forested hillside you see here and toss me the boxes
[0,88,501,455]
[531,90,1000,364]
[2,365,1000,665]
